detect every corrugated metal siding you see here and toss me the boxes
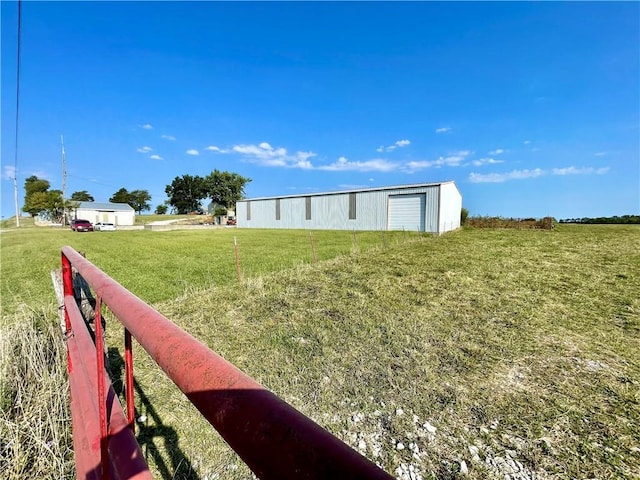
[75,208,135,226]
[388,194,425,231]
[424,187,440,233]
[237,184,450,231]
[438,182,462,233]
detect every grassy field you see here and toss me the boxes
[1,224,639,479]
[0,226,411,314]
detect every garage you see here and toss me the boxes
[388,194,426,231]
[237,182,461,234]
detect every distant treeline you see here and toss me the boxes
[559,215,640,224]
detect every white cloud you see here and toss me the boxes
[376,139,411,153]
[523,140,531,145]
[161,134,176,141]
[137,146,152,153]
[138,124,153,130]
[470,165,609,183]
[469,168,545,183]
[471,157,504,167]
[551,166,609,176]
[206,145,230,153]
[435,127,451,134]
[186,149,200,156]
[3,165,16,180]
[149,154,163,160]
[403,150,472,172]
[489,148,504,155]
[227,142,316,169]
[319,156,397,172]
[593,152,607,157]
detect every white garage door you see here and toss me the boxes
[388,194,425,231]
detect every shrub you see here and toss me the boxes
[460,207,469,225]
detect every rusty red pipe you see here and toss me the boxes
[62,246,393,480]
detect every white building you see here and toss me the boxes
[73,201,135,226]
[236,182,462,233]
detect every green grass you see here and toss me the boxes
[1,224,639,479]
[0,226,412,314]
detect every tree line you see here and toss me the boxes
[558,215,640,224]
[164,170,250,214]
[21,169,250,220]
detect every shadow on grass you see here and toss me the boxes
[107,347,200,480]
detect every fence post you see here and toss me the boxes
[309,231,317,263]
[234,236,242,282]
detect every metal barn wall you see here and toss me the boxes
[438,182,462,233]
[423,187,440,233]
[75,208,135,226]
[237,183,453,231]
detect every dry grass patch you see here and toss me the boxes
[0,307,73,479]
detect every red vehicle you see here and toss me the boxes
[71,219,94,232]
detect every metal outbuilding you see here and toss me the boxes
[236,182,462,233]
[73,201,135,226]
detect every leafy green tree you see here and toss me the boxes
[154,204,168,215]
[46,190,66,222]
[109,187,131,204]
[461,207,469,225]
[165,175,207,214]
[22,176,51,216]
[203,169,251,209]
[23,191,50,217]
[70,190,94,202]
[129,189,152,214]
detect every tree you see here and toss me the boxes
[22,176,51,216]
[203,169,251,209]
[129,190,152,214]
[461,207,469,225]
[71,190,94,202]
[23,191,50,217]
[45,190,66,222]
[109,187,131,204]
[165,175,207,214]
[155,204,168,215]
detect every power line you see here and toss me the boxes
[13,0,22,227]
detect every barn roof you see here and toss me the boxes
[239,181,458,202]
[76,201,135,212]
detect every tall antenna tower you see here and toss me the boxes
[61,134,67,225]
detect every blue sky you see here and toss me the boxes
[1,1,638,219]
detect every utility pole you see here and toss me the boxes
[13,175,20,228]
[13,0,23,228]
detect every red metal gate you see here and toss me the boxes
[61,246,393,479]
